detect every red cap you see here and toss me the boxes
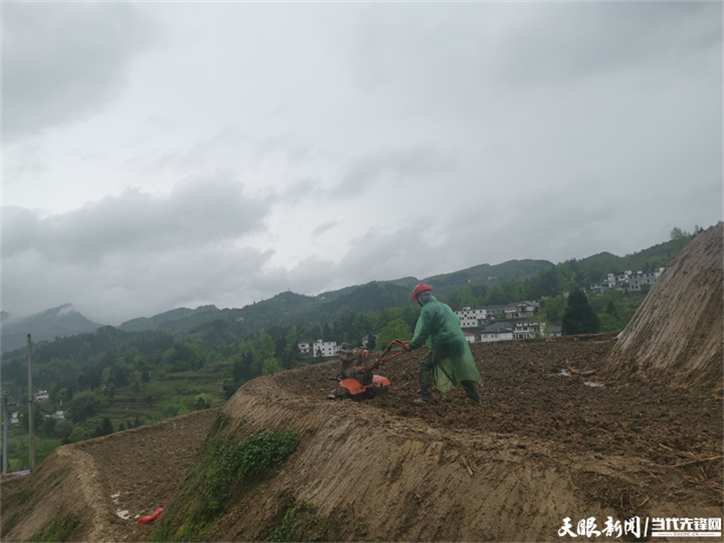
[412,283,432,300]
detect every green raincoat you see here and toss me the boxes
[409,295,482,393]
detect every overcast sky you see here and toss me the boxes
[2,1,721,325]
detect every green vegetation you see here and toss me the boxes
[29,514,80,542]
[587,289,646,333]
[445,233,695,313]
[562,289,600,335]
[444,232,698,334]
[2,429,62,472]
[375,318,413,349]
[0,485,34,536]
[148,426,299,542]
[268,502,321,542]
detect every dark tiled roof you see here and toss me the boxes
[480,322,513,334]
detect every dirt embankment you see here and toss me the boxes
[605,222,723,392]
[1,409,218,542]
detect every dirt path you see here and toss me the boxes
[1,409,218,542]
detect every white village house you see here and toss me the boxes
[512,321,544,340]
[456,307,488,328]
[477,322,514,342]
[455,301,540,328]
[43,410,66,422]
[312,339,341,358]
[504,301,539,320]
[628,268,665,291]
[298,340,341,357]
[591,267,665,294]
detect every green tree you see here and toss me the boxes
[141,367,151,391]
[161,348,177,370]
[54,421,74,441]
[194,395,210,410]
[68,390,100,423]
[101,417,114,436]
[262,358,284,375]
[105,382,116,399]
[48,382,59,404]
[538,295,567,325]
[561,289,600,335]
[375,318,412,350]
[670,227,689,240]
[181,343,205,370]
[253,330,276,370]
[66,426,87,443]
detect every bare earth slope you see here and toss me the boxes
[1,409,218,542]
[605,222,723,392]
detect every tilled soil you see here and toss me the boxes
[278,333,723,513]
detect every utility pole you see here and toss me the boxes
[28,334,35,472]
[3,392,8,475]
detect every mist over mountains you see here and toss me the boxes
[0,231,692,354]
[1,304,103,353]
[1,257,554,353]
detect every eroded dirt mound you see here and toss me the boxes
[2,335,722,542]
[605,223,723,392]
[0,408,218,542]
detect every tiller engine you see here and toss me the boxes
[328,339,409,401]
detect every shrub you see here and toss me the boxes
[149,427,299,542]
[66,427,87,444]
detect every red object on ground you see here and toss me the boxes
[137,508,163,525]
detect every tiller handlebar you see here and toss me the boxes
[364,339,410,373]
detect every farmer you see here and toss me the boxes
[403,283,482,403]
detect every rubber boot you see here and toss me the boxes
[462,380,480,403]
[414,369,433,403]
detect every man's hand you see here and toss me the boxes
[402,342,412,352]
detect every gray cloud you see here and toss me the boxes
[3,175,271,263]
[2,2,154,140]
[282,220,447,296]
[2,242,276,325]
[330,147,455,198]
[345,2,720,123]
[1,3,720,325]
[283,179,321,202]
[311,221,338,237]
[497,3,721,86]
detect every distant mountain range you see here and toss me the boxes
[1,258,553,353]
[118,305,221,332]
[109,258,556,341]
[0,232,693,354]
[1,304,103,353]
